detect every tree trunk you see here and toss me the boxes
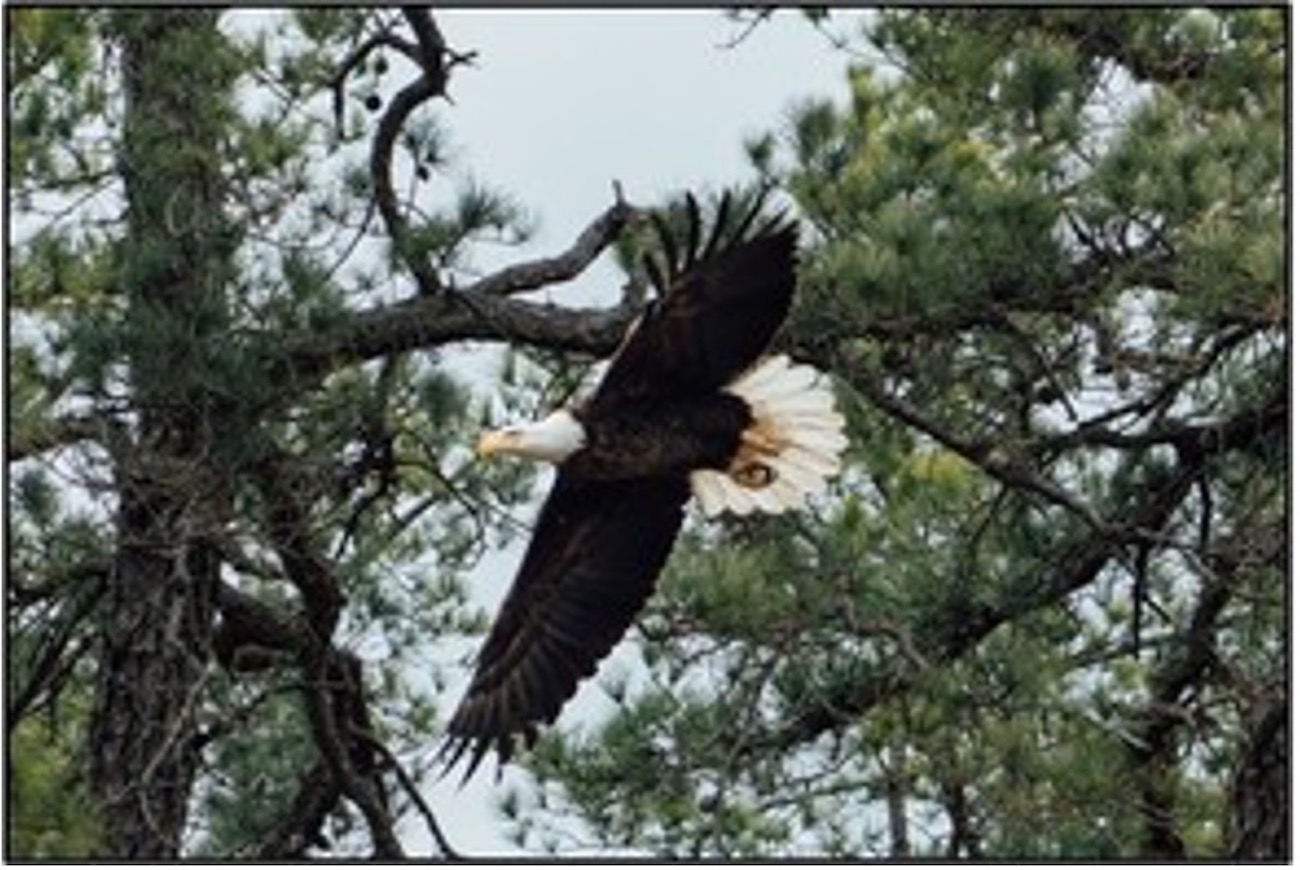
[88,10,235,857]
[1228,696,1287,859]
[884,743,910,858]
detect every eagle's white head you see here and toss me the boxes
[477,409,587,464]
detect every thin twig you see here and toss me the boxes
[352,729,465,860]
[329,31,422,138]
[717,7,776,50]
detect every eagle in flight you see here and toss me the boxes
[441,192,847,780]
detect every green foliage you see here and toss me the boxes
[8,7,1282,859]
[7,9,107,192]
[397,177,532,273]
[193,687,318,856]
[9,715,104,858]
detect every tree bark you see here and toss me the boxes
[88,11,235,857]
[1228,695,1287,859]
[883,743,910,858]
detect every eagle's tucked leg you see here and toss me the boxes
[730,460,776,489]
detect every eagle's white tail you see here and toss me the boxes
[691,354,847,518]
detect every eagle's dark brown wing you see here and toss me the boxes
[440,471,689,781]
[585,193,797,415]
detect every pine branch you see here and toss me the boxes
[761,384,1283,753]
[849,369,1108,534]
[464,194,638,298]
[7,414,116,461]
[272,196,642,386]
[7,564,107,725]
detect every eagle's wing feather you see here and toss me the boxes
[441,472,689,781]
[587,205,797,414]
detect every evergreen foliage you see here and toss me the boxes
[6,7,1285,860]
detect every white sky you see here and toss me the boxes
[403,9,866,857]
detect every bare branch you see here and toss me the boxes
[718,7,776,50]
[213,581,313,662]
[263,178,639,400]
[213,581,400,857]
[329,31,422,136]
[1127,566,1233,857]
[299,650,403,858]
[464,196,638,297]
[371,74,444,294]
[368,8,470,296]
[252,456,346,639]
[238,450,409,858]
[351,729,465,860]
[251,761,340,858]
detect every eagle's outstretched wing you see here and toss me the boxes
[440,472,688,781]
[441,193,798,781]
[587,192,798,414]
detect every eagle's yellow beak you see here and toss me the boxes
[476,428,516,459]
[474,412,582,464]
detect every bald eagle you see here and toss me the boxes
[440,193,847,780]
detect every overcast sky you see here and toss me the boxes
[352,9,866,857]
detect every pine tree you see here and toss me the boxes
[518,9,1285,858]
[8,9,641,857]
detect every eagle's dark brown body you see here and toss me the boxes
[567,393,751,480]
